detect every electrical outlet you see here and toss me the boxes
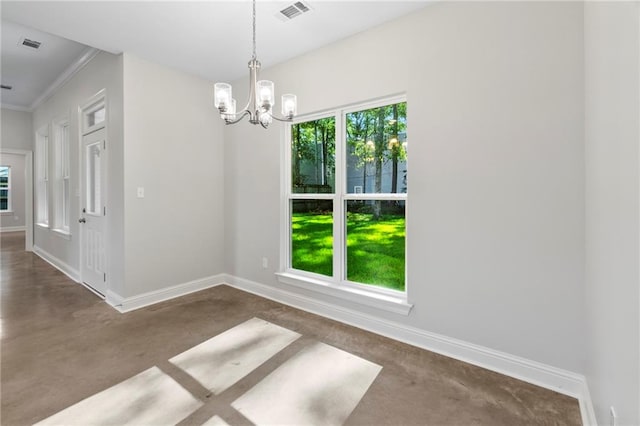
[262,257,268,269]
[610,406,617,426]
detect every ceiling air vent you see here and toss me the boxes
[19,37,42,50]
[279,1,311,20]
[1,84,12,90]
[293,1,309,12]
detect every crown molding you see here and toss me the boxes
[29,47,100,112]
[1,103,32,112]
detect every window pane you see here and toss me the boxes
[346,200,405,291]
[291,200,333,277]
[36,132,49,224]
[43,136,49,179]
[346,102,407,194]
[0,189,8,211]
[63,179,70,228]
[0,166,8,188]
[291,117,335,194]
[62,125,70,177]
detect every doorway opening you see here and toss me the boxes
[0,149,33,252]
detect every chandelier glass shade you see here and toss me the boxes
[214,0,298,128]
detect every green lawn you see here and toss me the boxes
[291,212,405,291]
[291,212,334,276]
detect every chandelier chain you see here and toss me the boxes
[252,0,257,60]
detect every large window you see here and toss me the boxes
[0,166,10,212]
[36,129,49,226]
[54,120,71,234]
[282,97,408,303]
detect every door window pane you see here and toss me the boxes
[291,117,335,194]
[86,142,102,214]
[88,106,106,128]
[291,200,333,277]
[346,102,407,194]
[345,200,405,291]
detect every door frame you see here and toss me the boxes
[0,148,33,251]
[78,89,108,296]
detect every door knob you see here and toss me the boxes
[79,218,86,223]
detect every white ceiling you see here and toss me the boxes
[1,1,430,110]
[1,20,91,109]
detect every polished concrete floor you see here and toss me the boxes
[1,231,582,425]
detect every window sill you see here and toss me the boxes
[275,272,413,316]
[52,229,71,240]
[36,223,49,229]
[0,211,14,216]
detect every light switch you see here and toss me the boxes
[137,187,145,198]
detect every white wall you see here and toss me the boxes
[32,51,124,279]
[0,153,26,229]
[28,49,226,302]
[29,48,225,303]
[584,2,640,425]
[1,108,33,151]
[120,53,225,298]
[224,1,585,373]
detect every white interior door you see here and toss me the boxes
[80,128,106,295]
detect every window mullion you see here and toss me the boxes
[289,193,334,200]
[333,112,344,283]
[281,123,292,272]
[343,193,407,201]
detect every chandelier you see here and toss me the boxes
[213,0,298,128]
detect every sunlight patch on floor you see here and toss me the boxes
[170,317,301,395]
[201,415,232,426]
[231,341,382,426]
[35,319,381,426]
[34,367,202,426]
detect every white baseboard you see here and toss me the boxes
[579,381,598,426]
[105,274,226,313]
[32,245,80,282]
[1,226,26,233]
[222,274,596,425]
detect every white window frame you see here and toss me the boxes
[0,165,11,213]
[277,95,412,315]
[36,127,49,227]
[53,118,71,238]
